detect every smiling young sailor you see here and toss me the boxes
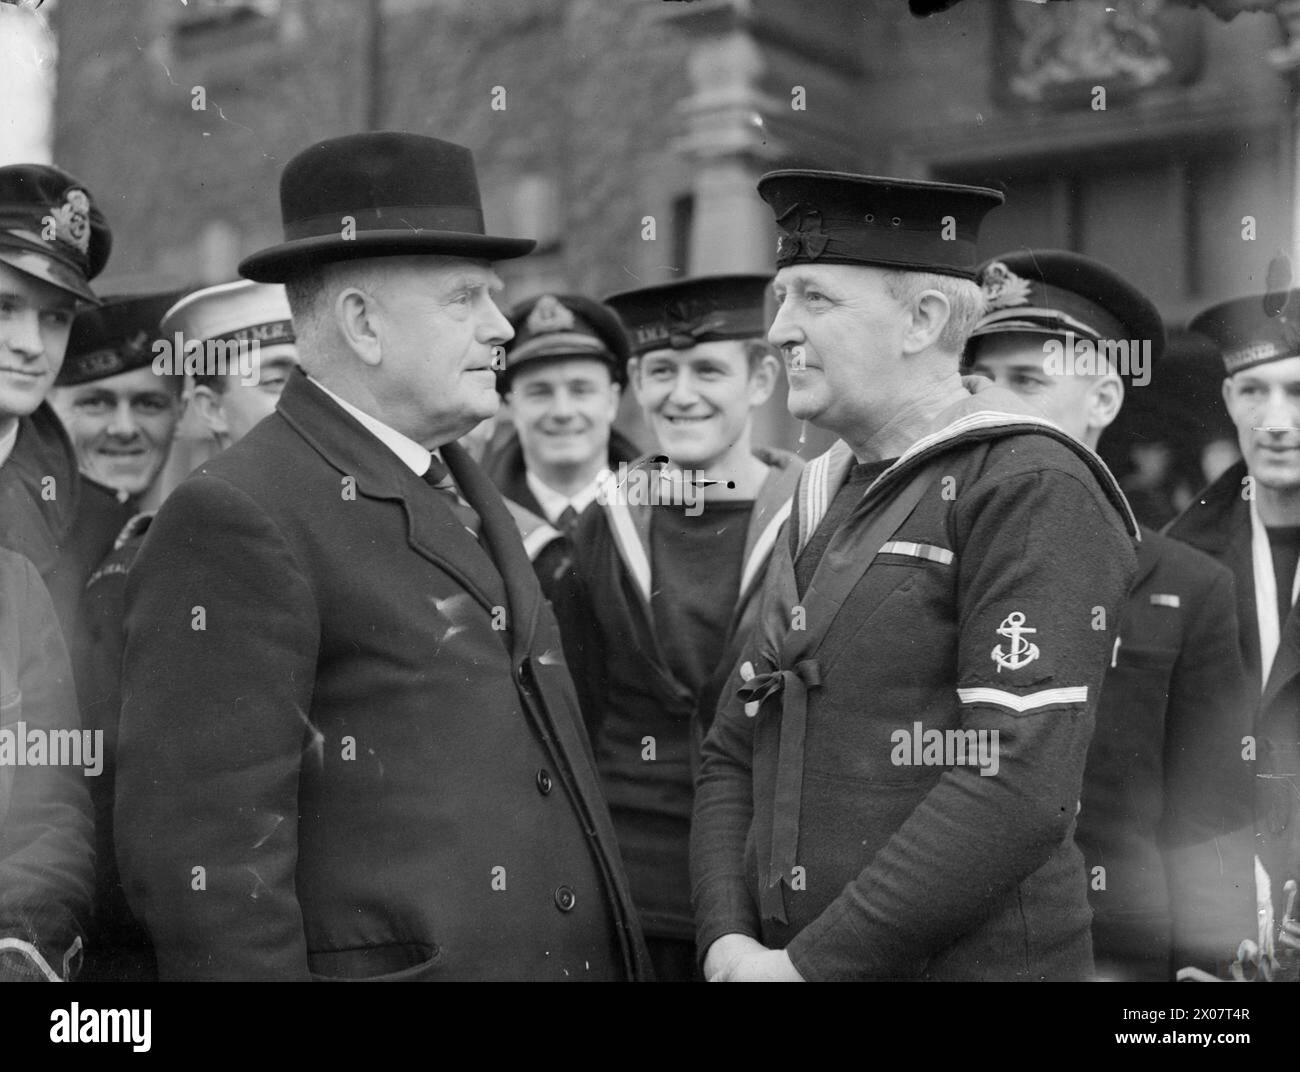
[551,274,802,980]
[1167,290,1300,944]
[486,293,641,600]
[690,172,1139,982]
[49,291,185,596]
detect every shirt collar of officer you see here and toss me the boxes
[526,467,607,525]
[311,377,434,478]
[0,420,18,469]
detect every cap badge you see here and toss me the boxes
[526,294,575,337]
[120,329,150,362]
[50,187,91,256]
[775,203,829,262]
[980,261,1032,311]
[664,299,729,349]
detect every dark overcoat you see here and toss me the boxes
[115,370,650,981]
[0,405,87,638]
[1077,526,1257,978]
[0,546,93,980]
[1166,461,1300,921]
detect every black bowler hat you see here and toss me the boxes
[757,170,1003,279]
[968,249,1166,363]
[1189,290,1300,376]
[57,290,186,386]
[605,274,772,357]
[0,163,111,303]
[500,293,629,392]
[239,132,535,282]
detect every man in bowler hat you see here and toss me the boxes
[115,132,650,980]
[966,250,1257,980]
[691,172,1138,980]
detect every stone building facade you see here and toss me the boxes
[45,0,1300,488]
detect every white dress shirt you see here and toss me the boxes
[525,468,608,526]
[0,420,18,469]
[310,378,439,478]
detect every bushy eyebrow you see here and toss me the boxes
[441,272,505,295]
[772,271,834,294]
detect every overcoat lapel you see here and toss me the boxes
[277,372,509,616]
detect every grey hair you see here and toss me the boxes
[283,260,392,352]
[881,270,986,355]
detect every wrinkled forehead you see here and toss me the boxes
[771,262,887,294]
[383,254,503,292]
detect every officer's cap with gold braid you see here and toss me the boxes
[604,274,772,358]
[756,170,1003,279]
[500,293,629,392]
[159,279,296,354]
[57,290,186,387]
[0,164,111,304]
[1189,290,1300,376]
[969,249,1165,364]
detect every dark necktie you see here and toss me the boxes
[423,455,481,539]
[555,504,580,536]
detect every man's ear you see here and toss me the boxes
[901,290,951,355]
[605,379,622,421]
[1221,375,1235,412]
[747,351,780,409]
[191,385,228,437]
[335,286,383,367]
[1088,373,1124,436]
[626,358,643,404]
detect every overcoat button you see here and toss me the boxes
[554,885,576,912]
[536,769,553,795]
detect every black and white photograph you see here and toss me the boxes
[0,0,1297,1051]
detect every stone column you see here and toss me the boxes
[0,1,58,165]
[1271,1,1300,275]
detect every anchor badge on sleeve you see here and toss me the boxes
[991,611,1040,672]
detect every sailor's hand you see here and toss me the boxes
[703,933,768,981]
[713,947,805,982]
